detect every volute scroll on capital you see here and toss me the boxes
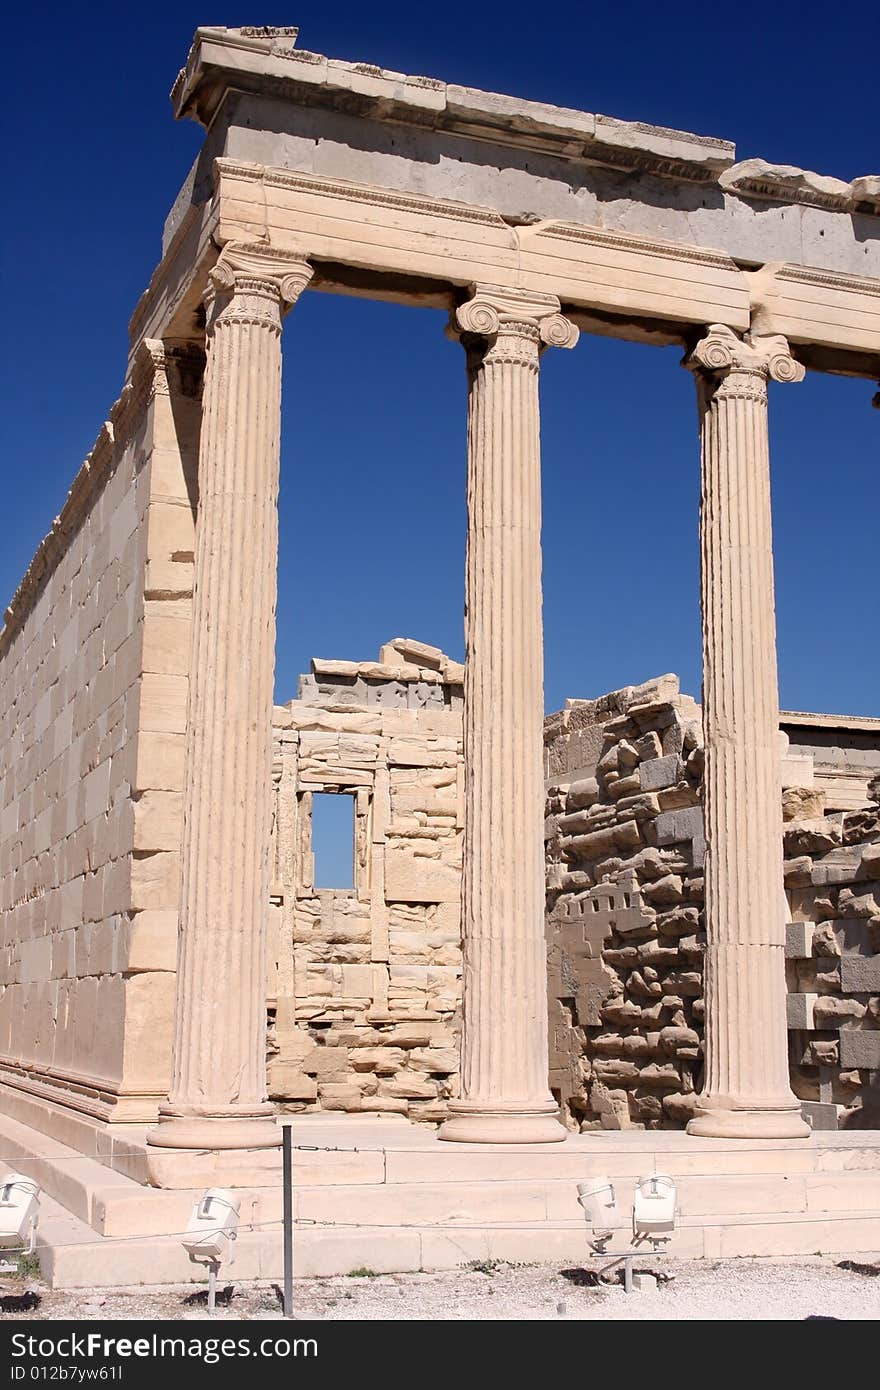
[686,322,805,385]
[207,241,315,309]
[453,284,579,351]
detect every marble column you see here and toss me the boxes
[440,287,577,1144]
[148,243,313,1153]
[685,323,810,1139]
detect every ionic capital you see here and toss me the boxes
[687,323,805,387]
[205,242,314,331]
[453,285,579,354]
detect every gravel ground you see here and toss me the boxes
[2,1257,879,1321]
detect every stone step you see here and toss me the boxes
[38,1200,880,1288]
[0,1109,144,1228]
[5,1108,880,1240]
[41,1161,880,1240]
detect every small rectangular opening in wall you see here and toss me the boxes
[311,792,355,890]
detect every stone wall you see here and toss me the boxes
[0,341,202,1123]
[267,638,465,1119]
[544,676,706,1130]
[785,781,880,1128]
[544,677,880,1131]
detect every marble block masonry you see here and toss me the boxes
[1,24,878,1208]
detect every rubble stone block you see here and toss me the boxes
[785,921,815,959]
[840,955,880,993]
[654,805,704,846]
[639,755,683,792]
[839,1030,880,1070]
[786,993,817,1030]
[800,1100,838,1131]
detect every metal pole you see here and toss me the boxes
[282,1123,293,1319]
[208,1260,218,1316]
[624,1253,633,1295]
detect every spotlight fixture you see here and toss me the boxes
[0,1173,41,1255]
[181,1187,241,1315]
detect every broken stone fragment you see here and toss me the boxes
[601,998,643,1026]
[860,843,880,878]
[719,158,852,208]
[812,995,867,1026]
[636,1063,681,1088]
[617,739,641,770]
[784,855,813,886]
[837,884,880,919]
[662,1091,700,1121]
[782,785,826,822]
[566,776,600,810]
[642,874,684,906]
[627,970,663,999]
[783,817,841,856]
[849,175,880,210]
[608,773,642,800]
[656,905,700,936]
[659,1025,700,1053]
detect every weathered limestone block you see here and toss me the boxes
[564,820,642,861]
[639,755,683,792]
[642,874,683,906]
[839,1030,880,1069]
[384,847,460,903]
[840,955,880,993]
[837,884,880,919]
[784,818,842,856]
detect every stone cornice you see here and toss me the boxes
[173,27,734,185]
[172,27,878,212]
[719,160,880,215]
[773,264,880,298]
[538,220,738,271]
[780,710,880,732]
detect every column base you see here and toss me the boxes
[147,1106,281,1151]
[687,1098,811,1139]
[439,1100,566,1144]
[146,1106,282,1188]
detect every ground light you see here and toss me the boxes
[180,1188,241,1315]
[576,1172,678,1293]
[0,1172,40,1264]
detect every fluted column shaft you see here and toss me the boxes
[149,244,312,1152]
[686,324,809,1139]
[440,287,577,1143]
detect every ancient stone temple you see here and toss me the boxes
[0,25,878,1283]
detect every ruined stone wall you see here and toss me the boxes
[545,676,707,1130]
[785,783,880,1128]
[267,638,464,1120]
[544,677,880,1131]
[0,342,202,1123]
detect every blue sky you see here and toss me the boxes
[2,3,878,718]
